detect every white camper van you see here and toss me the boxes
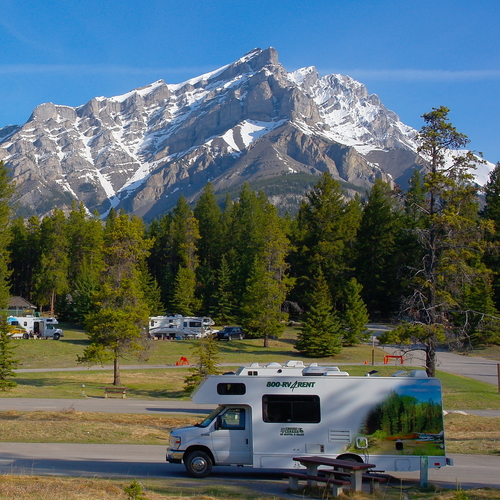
[7,316,63,340]
[148,315,216,340]
[167,361,451,478]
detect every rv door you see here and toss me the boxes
[211,406,252,465]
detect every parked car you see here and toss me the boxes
[215,326,245,340]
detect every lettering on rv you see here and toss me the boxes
[266,381,316,390]
[280,427,304,436]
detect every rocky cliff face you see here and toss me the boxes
[0,47,424,219]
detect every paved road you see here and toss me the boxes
[0,443,498,492]
[0,397,215,415]
[369,322,500,387]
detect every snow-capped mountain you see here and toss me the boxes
[0,47,485,219]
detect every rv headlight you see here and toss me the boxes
[170,434,181,449]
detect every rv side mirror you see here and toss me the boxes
[214,416,222,431]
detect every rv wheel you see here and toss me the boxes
[53,333,60,340]
[184,451,213,478]
[22,333,29,340]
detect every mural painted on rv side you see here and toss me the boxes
[350,381,445,456]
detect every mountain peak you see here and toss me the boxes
[1,47,490,221]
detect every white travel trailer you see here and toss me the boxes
[166,361,451,477]
[148,315,216,340]
[7,316,63,340]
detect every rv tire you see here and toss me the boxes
[22,333,29,340]
[53,333,60,340]
[184,450,213,478]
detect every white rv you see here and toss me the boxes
[167,360,451,478]
[7,316,63,340]
[148,315,216,340]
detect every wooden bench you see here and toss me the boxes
[104,387,127,398]
[286,472,350,497]
[318,469,388,493]
[362,473,388,493]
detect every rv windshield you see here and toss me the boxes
[196,406,225,428]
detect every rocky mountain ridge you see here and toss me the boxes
[0,47,437,219]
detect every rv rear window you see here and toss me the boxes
[262,395,320,423]
[217,383,246,395]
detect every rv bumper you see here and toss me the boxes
[166,449,184,463]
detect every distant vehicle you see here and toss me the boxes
[148,315,216,340]
[7,316,63,340]
[215,326,245,340]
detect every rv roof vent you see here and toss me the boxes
[302,365,348,376]
[250,362,260,367]
[284,360,305,367]
[408,370,428,378]
[266,362,282,368]
[391,370,408,377]
[323,367,349,376]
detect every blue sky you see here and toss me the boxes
[1,0,499,163]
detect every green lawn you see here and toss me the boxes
[12,323,385,369]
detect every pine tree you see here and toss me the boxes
[355,179,402,318]
[341,278,370,346]
[32,208,70,315]
[0,161,15,308]
[380,107,493,375]
[482,162,500,309]
[80,211,152,386]
[171,266,200,316]
[213,255,237,324]
[184,334,220,394]
[295,269,342,357]
[0,315,18,391]
[240,200,293,346]
[291,173,361,308]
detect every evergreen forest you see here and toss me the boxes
[1,107,500,378]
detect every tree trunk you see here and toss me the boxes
[425,340,436,377]
[113,354,121,386]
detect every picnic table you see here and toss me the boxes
[292,456,376,492]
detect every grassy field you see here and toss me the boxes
[12,323,383,369]
[1,475,498,500]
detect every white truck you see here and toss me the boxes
[7,316,63,340]
[166,360,451,478]
[148,315,216,340]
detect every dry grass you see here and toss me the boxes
[444,413,500,455]
[0,475,498,500]
[0,410,200,444]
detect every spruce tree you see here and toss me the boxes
[291,173,361,309]
[355,179,402,318]
[33,208,70,315]
[213,255,237,324]
[341,278,370,346]
[380,107,493,375]
[0,315,18,391]
[295,268,342,357]
[482,162,500,309]
[184,334,220,394]
[0,161,14,307]
[80,211,152,386]
[240,200,293,346]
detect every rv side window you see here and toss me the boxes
[217,383,246,395]
[262,395,320,423]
